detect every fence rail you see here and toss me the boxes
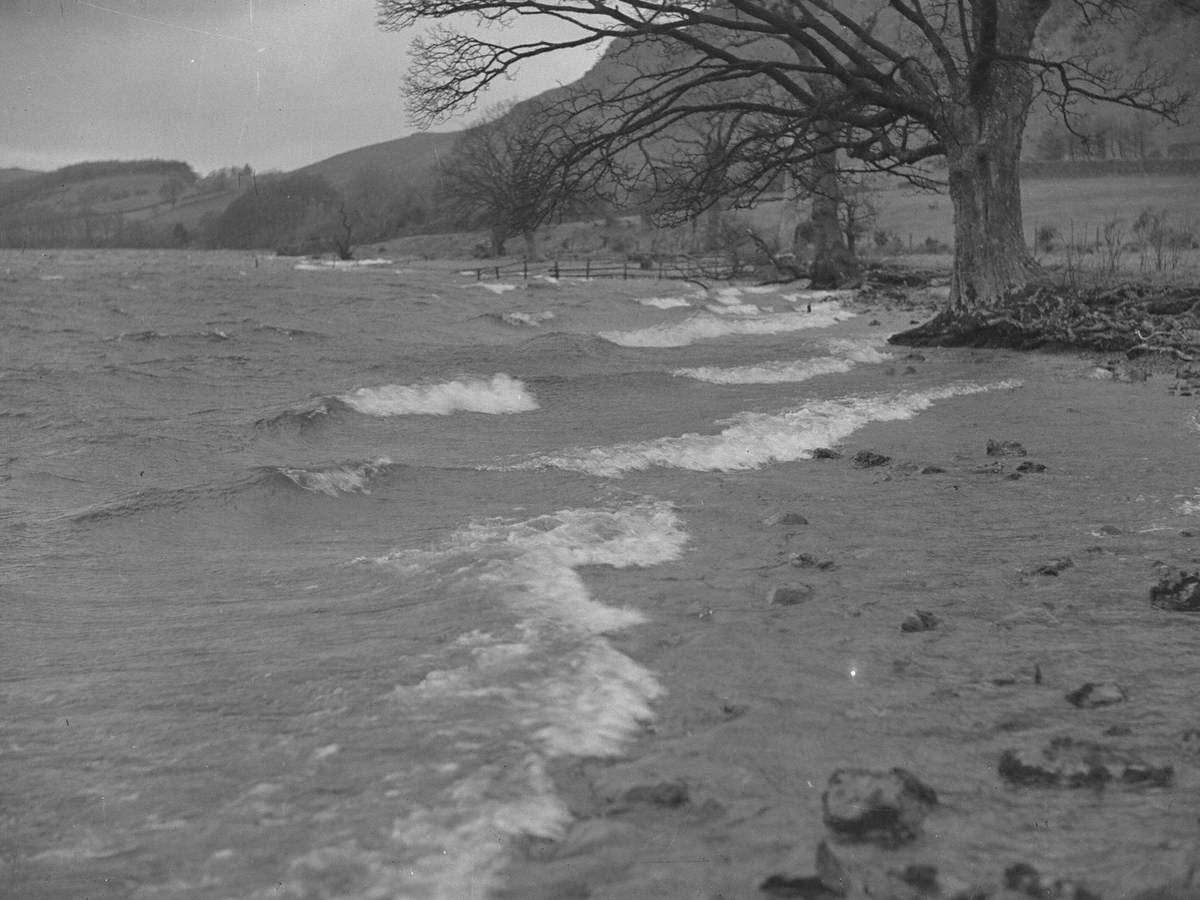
[472,255,740,283]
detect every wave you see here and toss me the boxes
[339,374,538,416]
[292,257,393,270]
[254,400,339,430]
[272,457,393,497]
[478,310,557,327]
[673,356,856,384]
[365,500,686,896]
[634,294,694,309]
[599,303,849,347]
[516,380,1023,477]
[69,457,399,521]
[108,329,230,343]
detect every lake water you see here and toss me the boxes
[3,249,1197,899]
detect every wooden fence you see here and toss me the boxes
[472,254,740,283]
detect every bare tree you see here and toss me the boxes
[437,100,602,258]
[380,0,1192,319]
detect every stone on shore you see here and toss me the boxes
[768,583,816,606]
[1066,681,1128,708]
[986,439,1028,457]
[764,511,810,526]
[852,450,891,468]
[900,610,939,633]
[1149,568,1200,611]
[821,767,938,847]
[998,737,1173,788]
[811,448,843,460]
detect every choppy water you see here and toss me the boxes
[3,250,1197,899]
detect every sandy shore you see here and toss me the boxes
[498,306,1200,899]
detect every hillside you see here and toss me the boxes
[0,167,39,186]
[0,159,242,249]
[294,130,459,194]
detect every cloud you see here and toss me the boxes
[0,0,597,173]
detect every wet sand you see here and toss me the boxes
[500,308,1200,899]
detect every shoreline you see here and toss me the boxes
[499,312,1200,899]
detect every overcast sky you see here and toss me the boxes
[1,0,601,174]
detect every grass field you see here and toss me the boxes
[873,175,1200,251]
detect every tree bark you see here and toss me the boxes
[808,141,857,288]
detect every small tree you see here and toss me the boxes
[437,101,601,257]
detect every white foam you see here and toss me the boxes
[673,357,855,384]
[500,310,555,326]
[340,374,538,416]
[293,257,392,270]
[521,381,1023,477]
[705,302,763,316]
[364,501,685,897]
[826,337,894,363]
[634,295,693,309]
[473,282,518,294]
[600,304,849,347]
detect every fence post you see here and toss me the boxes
[523,259,528,281]
[585,259,591,279]
[494,265,500,280]
[553,259,560,279]
[623,260,628,280]
[476,268,482,281]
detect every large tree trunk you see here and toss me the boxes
[807,129,858,289]
[943,112,1039,310]
[894,0,1050,345]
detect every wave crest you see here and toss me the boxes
[340,374,538,416]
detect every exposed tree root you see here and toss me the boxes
[889,279,1200,361]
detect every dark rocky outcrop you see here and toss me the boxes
[998,737,1173,788]
[821,767,938,847]
[1066,682,1128,708]
[1150,569,1200,611]
[852,450,892,468]
[768,583,816,606]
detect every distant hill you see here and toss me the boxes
[295,130,460,194]
[0,167,40,186]
[0,158,247,248]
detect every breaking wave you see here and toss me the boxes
[339,374,538,416]
[599,304,849,347]
[516,381,1023,477]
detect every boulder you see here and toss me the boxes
[821,767,938,847]
[1065,682,1127,708]
[852,450,892,468]
[764,511,810,526]
[1149,568,1200,611]
[900,610,940,633]
[986,439,1028,457]
[811,448,843,460]
[998,737,1173,789]
[768,583,816,606]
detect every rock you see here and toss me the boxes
[972,461,1005,474]
[811,447,843,460]
[1034,557,1074,576]
[759,841,850,899]
[1066,681,1127,708]
[1098,524,1123,535]
[791,553,837,571]
[764,511,809,526]
[869,319,881,326]
[852,450,892,468]
[1016,461,1047,473]
[998,737,1174,789]
[1177,728,1200,756]
[902,366,918,375]
[1149,568,1200,611]
[769,583,816,606]
[986,439,1028,457]
[622,780,689,808]
[821,767,938,847]
[900,610,939,633]
[1004,863,1101,900]
[905,353,927,362]
[919,465,946,474]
